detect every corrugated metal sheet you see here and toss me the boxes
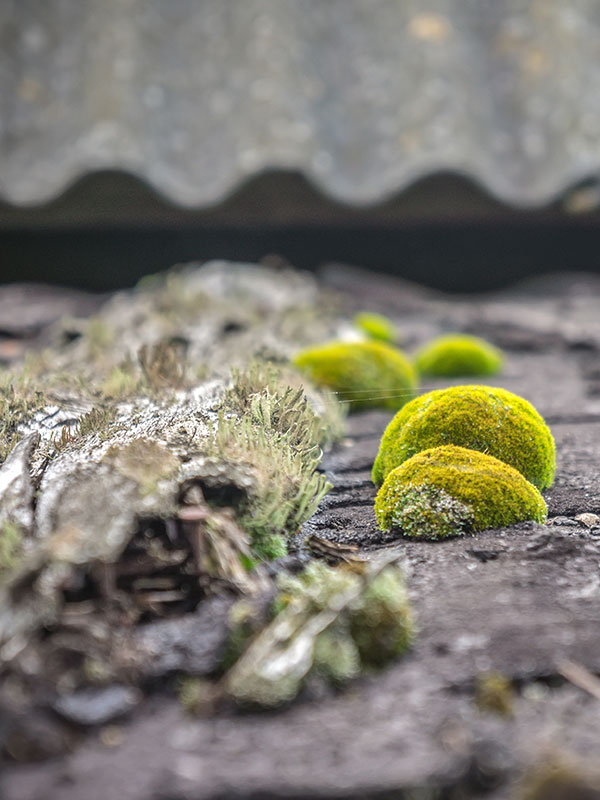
[2,0,600,208]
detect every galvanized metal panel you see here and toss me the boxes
[2,0,600,207]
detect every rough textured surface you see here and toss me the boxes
[4,1,600,207]
[3,264,600,798]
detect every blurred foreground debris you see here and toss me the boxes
[224,558,413,707]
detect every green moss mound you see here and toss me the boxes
[374,445,547,539]
[372,385,555,489]
[354,312,399,344]
[415,334,503,377]
[293,340,417,411]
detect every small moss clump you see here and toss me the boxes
[374,445,547,538]
[293,340,417,411]
[348,566,414,668]
[475,671,514,716]
[415,334,503,377]
[277,561,414,675]
[354,312,399,344]
[372,385,555,489]
[205,364,337,560]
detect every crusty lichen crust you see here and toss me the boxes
[415,334,503,377]
[293,340,417,411]
[372,385,555,489]
[374,445,547,538]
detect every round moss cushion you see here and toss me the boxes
[354,312,399,344]
[372,385,555,489]
[415,334,503,377]
[374,445,547,539]
[292,340,417,411]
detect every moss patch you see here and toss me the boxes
[354,312,399,344]
[293,340,417,411]
[204,364,339,560]
[415,334,503,377]
[374,445,547,538]
[372,385,555,489]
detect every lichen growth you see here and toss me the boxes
[293,340,417,411]
[104,438,179,494]
[415,334,503,377]
[375,445,547,538]
[372,385,555,489]
[354,312,399,344]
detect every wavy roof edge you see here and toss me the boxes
[4,0,600,210]
[1,165,598,213]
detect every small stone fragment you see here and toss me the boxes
[548,516,579,527]
[575,512,600,528]
[52,685,140,727]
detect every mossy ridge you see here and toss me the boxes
[372,385,555,489]
[415,334,503,377]
[205,364,341,559]
[375,445,547,538]
[354,312,399,344]
[293,340,417,411]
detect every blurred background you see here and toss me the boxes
[2,0,600,292]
